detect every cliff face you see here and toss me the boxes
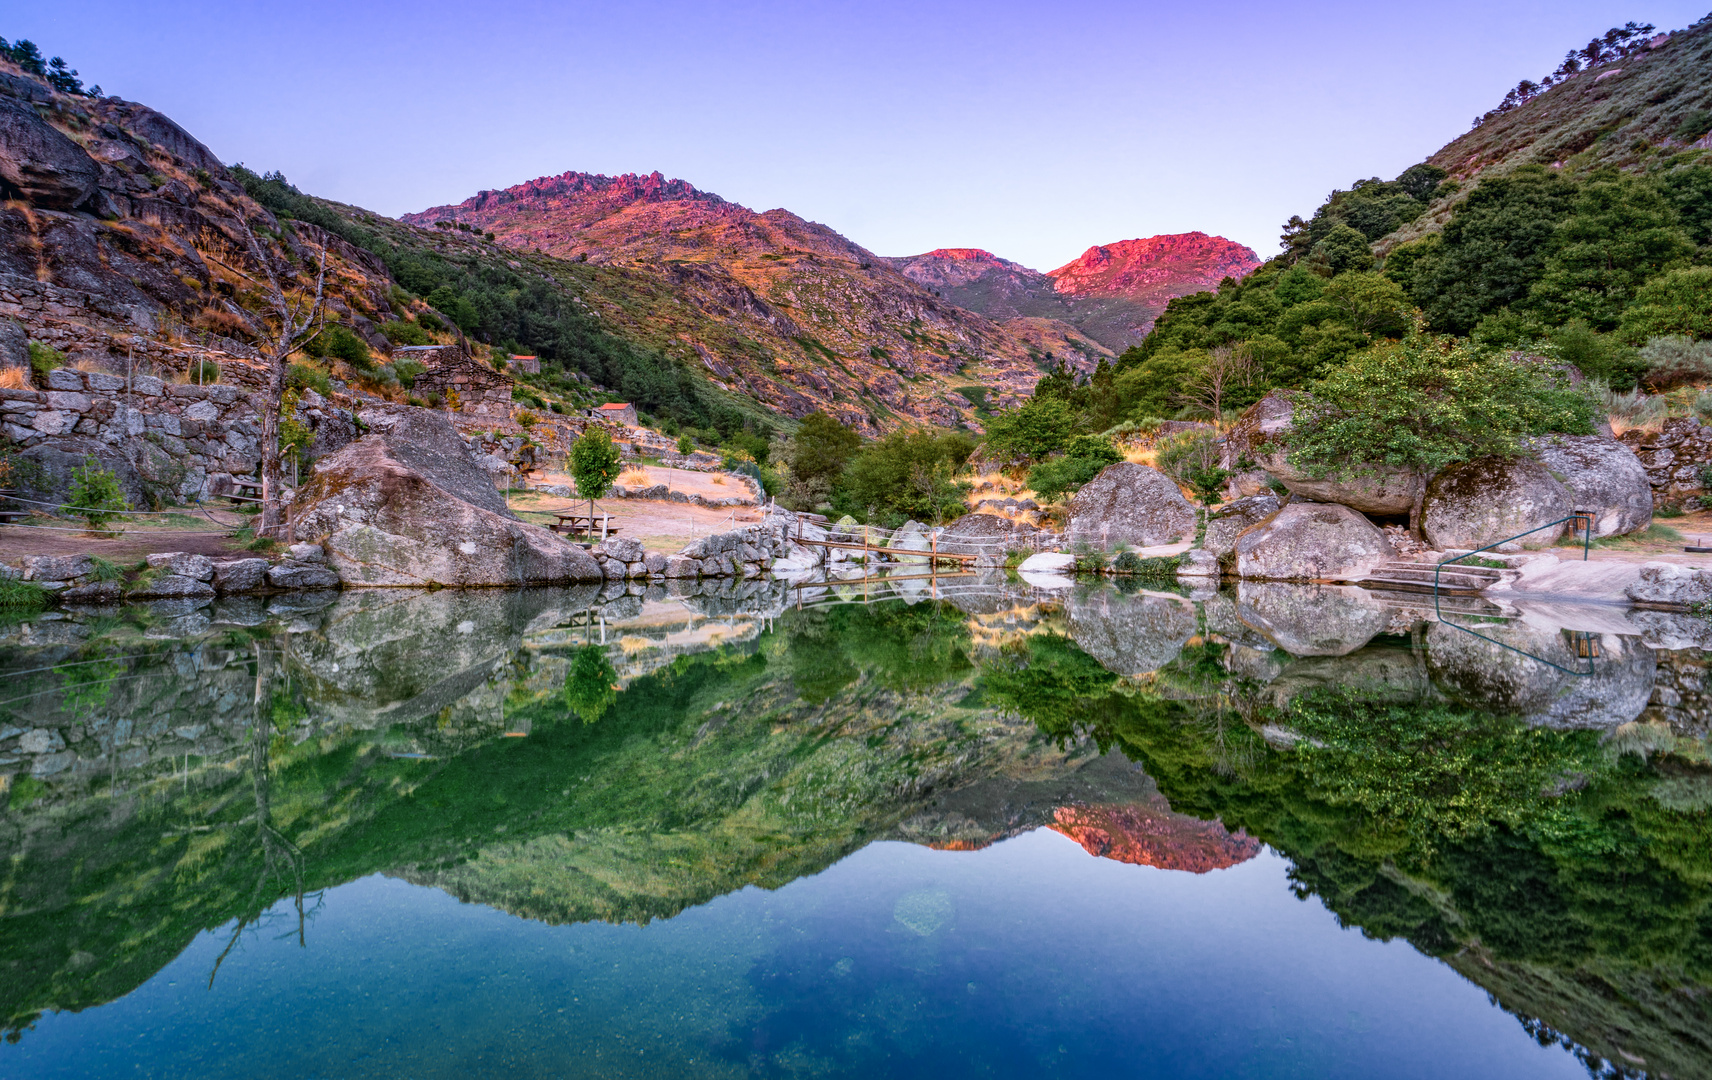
[888,234,1260,352]
[404,174,1111,431]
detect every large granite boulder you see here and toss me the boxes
[1526,434,1652,538]
[1421,457,1572,551]
[1065,463,1196,549]
[290,407,602,586]
[1426,622,1654,729]
[1627,564,1712,607]
[1225,391,1420,514]
[1233,582,1391,657]
[1204,493,1281,562]
[1233,501,1392,582]
[940,513,1017,558]
[0,96,101,210]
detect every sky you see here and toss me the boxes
[23,1,1712,270]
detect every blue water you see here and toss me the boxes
[4,831,1582,1080]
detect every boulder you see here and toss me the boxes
[1065,463,1196,549]
[267,560,341,590]
[117,103,227,175]
[1204,493,1281,562]
[1018,552,1075,575]
[287,542,326,564]
[1626,563,1712,607]
[940,513,1016,558]
[212,558,270,594]
[1177,549,1220,578]
[1526,434,1653,538]
[61,580,121,604]
[888,529,931,564]
[0,318,26,371]
[289,407,602,587]
[129,574,216,600]
[1421,457,1572,551]
[1233,502,1392,581]
[643,552,668,575]
[21,554,93,582]
[0,96,101,210]
[664,554,699,578]
[146,552,215,581]
[1226,391,1420,514]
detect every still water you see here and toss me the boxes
[0,576,1707,1078]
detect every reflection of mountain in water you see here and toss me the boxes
[1,578,1709,1076]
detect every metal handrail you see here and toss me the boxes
[1432,511,1596,677]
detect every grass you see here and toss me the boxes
[1566,523,1687,549]
[0,577,48,609]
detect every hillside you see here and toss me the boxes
[888,233,1261,351]
[405,173,1113,432]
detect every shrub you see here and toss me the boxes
[982,395,1073,461]
[1547,320,1644,391]
[286,362,333,396]
[381,320,430,346]
[835,428,975,524]
[62,455,128,532]
[1155,428,1230,506]
[415,310,445,332]
[26,341,62,382]
[320,325,373,369]
[517,410,538,428]
[677,434,694,454]
[1639,336,1712,391]
[392,358,426,389]
[1620,267,1712,344]
[191,306,251,338]
[1027,437,1122,503]
[0,577,47,610]
[184,357,220,384]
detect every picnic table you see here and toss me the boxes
[549,511,620,540]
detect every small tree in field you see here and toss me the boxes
[569,426,622,522]
[63,455,127,534]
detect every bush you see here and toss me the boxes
[1027,436,1123,503]
[1639,336,1712,391]
[1620,267,1712,344]
[835,428,975,524]
[1155,429,1229,506]
[381,320,430,346]
[982,395,1073,461]
[185,357,220,384]
[677,434,694,454]
[286,362,333,396]
[62,455,128,532]
[517,410,538,428]
[392,358,426,389]
[0,577,47,610]
[26,341,62,382]
[1548,320,1644,391]
[312,325,372,369]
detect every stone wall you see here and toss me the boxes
[1620,419,1712,506]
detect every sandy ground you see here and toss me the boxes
[508,491,764,552]
[0,511,251,564]
[1530,509,1712,568]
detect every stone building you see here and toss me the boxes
[590,401,638,426]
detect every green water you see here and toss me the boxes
[0,578,1707,1077]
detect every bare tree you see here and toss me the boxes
[229,215,328,539]
[1175,345,1255,430]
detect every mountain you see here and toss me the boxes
[888,233,1261,352]
[404,172,1113,431]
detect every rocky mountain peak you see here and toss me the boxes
[1047,232,1261,298]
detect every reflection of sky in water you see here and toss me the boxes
[5,831,1584,1079]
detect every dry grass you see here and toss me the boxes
[619,466,652,486]
[71,358,106,373]
[0,367,29,390]
[191,305,251,338]
[710,474,727,486]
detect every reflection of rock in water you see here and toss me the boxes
[1235,582,1391,657]
[1263,644,1433,707]
[1425,622,1654,729]
[1064,589,1196,676]
[1050,803,1261,873]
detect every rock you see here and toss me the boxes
[1226,391,1421,514]
[0,96,101,210]
[21,554,94,582]
[146,552,215,581]
[1018,552,1075,574]
[1065,591,1197,676]
[129,574,216,600]
[1426,622,1653,729]
[1233,501,1391,581]
[0,318,26,371]
[1234,582,1390,656]
[597,556,624,580]
[1204,493,1281,562]
[1627,563,1712,607]
[1178,549,1220,578]
[212,558,270,594]
[600,536,645,563]
[288,542,326,564]
[1065,463,1196,549]
[888,529,931,564]
[118,103,227,175]
[289,407,601,586]
[19,728,65,755]
[1525,434,1653,538]
[643,552,667,575]
[664,554,700,578]
[1421,457,1572,551]
[61,580,121,604]
[940,513,1017,558]
[267,560,341,590]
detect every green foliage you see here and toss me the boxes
[381,320,431,346]
[1309,223,1376,275]
[0,577,47,610]
[286,362,333,396]
[391,358,426,389]
[720,427,771,467]
[315,325,373,369]
[562,644,618,722]
[978,633,1117,741]
[835,428,973,524]
[185,357,220,384]
[1154,428,1228,506]
[1638,335,1712,390]
[1027,436,1122,503]
[569,426,622,507]
[1280,167,1442,264]
[1525,173,1695,330]
[1546,319,1646,390]
[676,434,694,455]
[1285,332,1600,478]
[1619,267,1712,344]
[61,456,127,531]
[981,394,1073,461]
[26,341,62,381]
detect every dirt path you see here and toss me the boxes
[0,517,251,565]
[507,491,764,552]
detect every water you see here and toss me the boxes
[0,576,1707,1078]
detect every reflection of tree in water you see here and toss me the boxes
[981,627,1712,1080]
[562,644,618,723]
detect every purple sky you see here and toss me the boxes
[26,1,1712,269]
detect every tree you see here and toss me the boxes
[228,215,328,539]
[1307,224,1375,276]
[1175,344,1255,427]
[62,456,127,533]
[1283,330,1600,480]
[1526,175,1694,329]
[784,411,861,508]
[835,428,973,524]
[1411,166,1580,335]
[1618,267,1712,344]
[1027,436,1122,503]
[980,394,1073,461]
[568,426,622,522]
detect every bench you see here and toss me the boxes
[550,511,620,540]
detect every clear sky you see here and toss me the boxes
[24,2,1712,270]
